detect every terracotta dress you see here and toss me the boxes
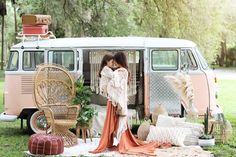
[90,68,164,156]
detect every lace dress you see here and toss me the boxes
[90,67,170,156]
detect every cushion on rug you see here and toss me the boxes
[28,133,64,155]
[137,120,150,141]
[151,104,168,125]
[146,126,191,146]
[175,121,204,145]
[153,146,214,157]
[156,115,186,127]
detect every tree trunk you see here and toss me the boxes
[13,3,17,43]
[1,14,4,70]
[219,41,226,67]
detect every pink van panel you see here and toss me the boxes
[205,70,218,113]
[191,74,209,115]
[181,71,217,115]
[4,74,36,115]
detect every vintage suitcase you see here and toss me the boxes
[23,24,48,34]
[22,15,52,25]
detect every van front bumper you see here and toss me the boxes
[0,112,17,122]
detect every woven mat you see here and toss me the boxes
[113,146,214,157]
[24,138,213,157]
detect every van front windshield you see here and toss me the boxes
[195,47,209,70]
[6,51,19,71]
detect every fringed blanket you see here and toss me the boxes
[25,138,213,157]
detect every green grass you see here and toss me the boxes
[0,70,236,156]
[0,122,29,157]
[204,79,236,157]
[217,79,236,116]
[0,71,29,157]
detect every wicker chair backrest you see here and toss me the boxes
[33,64,75,109]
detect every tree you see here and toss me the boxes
[131,0,224,63]
[3,0,236,66]
[17,0,131,37]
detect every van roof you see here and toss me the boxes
[12,37,196,49]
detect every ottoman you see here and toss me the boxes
[28,133,64,155]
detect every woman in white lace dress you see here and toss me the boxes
[90,52,168,156]
[98,54,114,97]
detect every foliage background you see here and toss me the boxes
[1,0,236,64]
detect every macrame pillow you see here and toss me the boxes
[146,126,191,146]
[156,115,186,127]
[151,104,168,125]
[175,121,204,145]
[137,120,150,141]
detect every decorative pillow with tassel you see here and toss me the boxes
[175,121,204,145]
[146,126,191,146]
[156,115,186,127]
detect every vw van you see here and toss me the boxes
[0,37,218,134]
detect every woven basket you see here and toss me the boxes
[137,121,151,141]
[209,119,232,144]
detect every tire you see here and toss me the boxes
[27,110,50,134]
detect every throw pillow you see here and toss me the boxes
[175,121,204,146]
[146,126,191,146]
[156,115,186,127]
[137,120,151,141]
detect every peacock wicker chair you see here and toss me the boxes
[33,64,80,147]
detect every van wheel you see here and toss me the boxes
[27,111,50,134]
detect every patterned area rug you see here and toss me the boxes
[25,138,213,157]
[113,146,214,157]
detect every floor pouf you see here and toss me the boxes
[28,133,64,155]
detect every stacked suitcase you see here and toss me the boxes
[22,15,51,34]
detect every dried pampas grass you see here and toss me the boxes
[165,73,198,118]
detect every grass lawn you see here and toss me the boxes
[0,70,235,157]
[204,79,236,157]
[0,74,29,157]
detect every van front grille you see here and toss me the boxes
[21,76,33,94]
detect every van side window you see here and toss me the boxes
[23,51,44,71]
[180,49,198,71]
[6,51,19,71]
[52,51,74,71]
[152,50,178,70]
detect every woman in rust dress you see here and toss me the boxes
[90,52,168,156]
